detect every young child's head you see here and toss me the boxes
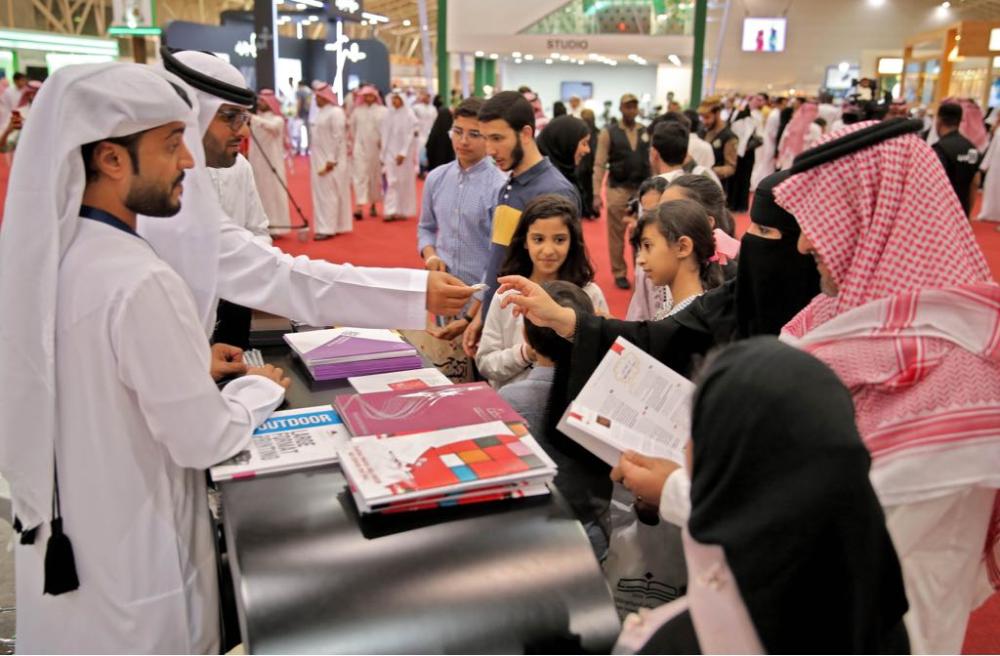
[500,194,594,286]
[629,176,671,254]
[661,174,735,236]
[636,198,723,291]
[524,280,595,365]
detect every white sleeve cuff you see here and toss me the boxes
[221,375,286,428]
[659,467,692,527]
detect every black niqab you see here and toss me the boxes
[688,338,909,654]
[735,169,820,337]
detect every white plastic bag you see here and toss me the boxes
[602,483,687,619]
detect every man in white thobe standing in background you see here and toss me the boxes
[310,81,352,240]
[412,90,437,175]
[380,90,419,222]
[349,85,387,220]
[248,88,292,235]
[0,62,290,654]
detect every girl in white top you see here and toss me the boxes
[477,194,608,388]
[634,198,724,320]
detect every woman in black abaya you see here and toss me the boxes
[537,115,591,203]
[613,338,910,654]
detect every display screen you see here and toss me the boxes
[741,18,787,53]
[561,81,593,101]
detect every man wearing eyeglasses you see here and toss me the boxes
[416,97,506,357]
[139,50,476,360]
[203,105,272,243]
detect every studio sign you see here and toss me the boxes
[547,38,588,51]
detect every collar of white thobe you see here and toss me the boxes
[79,204,139,237]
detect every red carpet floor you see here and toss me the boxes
[0,155,998,651]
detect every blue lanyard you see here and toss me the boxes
[79,205,138,237]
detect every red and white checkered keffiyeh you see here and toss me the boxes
[776,122,1000,587]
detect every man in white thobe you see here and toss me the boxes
[0,71,26,132]
[750,98,783,190]
[0,62,290,654]
[310,81,352,239]
[207,153,272,244]
[139,50,476,346]
[248,88,292,235]
[350,85,387,219]
[380,91,419,221]
[412,90,437,175]
[978,120,1000,225]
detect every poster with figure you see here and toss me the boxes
[111,0,155,29]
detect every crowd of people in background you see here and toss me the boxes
[2,54,999,653]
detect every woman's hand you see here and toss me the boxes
[497,276,577,339]
[610,451,682,507]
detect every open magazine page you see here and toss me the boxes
[558,338,693,465]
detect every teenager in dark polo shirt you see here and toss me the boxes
[932,102,982,217]
[462,91,581,357]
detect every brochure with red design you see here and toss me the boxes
[334,382,525,437]
[348,368,452,394]
[338,421,556,514]
[557,337,692,466]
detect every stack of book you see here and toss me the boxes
[284,327,423,381]
[334,383,556,514]
[338,420,556,514]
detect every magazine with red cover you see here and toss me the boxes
[334,382,525,436]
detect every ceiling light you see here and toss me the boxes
[512,51,522,58]
[361,11,389,23]
[489,53,498,59]
[475,50,485,57]
[838,61,850,73]
[668,54,682,66]
[867,0,885,6]
[360,19,367,25]
[514,58,522,64]
[545,58,553,64]
[402,19,412,26]
[578,60,584,65]
[524,54,534,60]
[550,52,560,58]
